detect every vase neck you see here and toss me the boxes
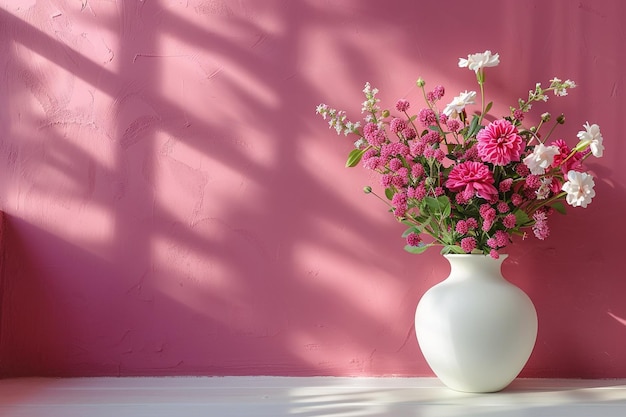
[443,254,507,282]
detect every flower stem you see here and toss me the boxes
[478,70,486,124]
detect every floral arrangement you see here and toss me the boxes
[316,51,604,258]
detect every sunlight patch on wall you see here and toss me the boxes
[292,237,401,320]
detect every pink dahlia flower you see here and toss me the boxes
[445,161,498,200]
[476,119,523,166]
[551,139,584,173]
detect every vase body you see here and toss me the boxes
[414,254,537,393]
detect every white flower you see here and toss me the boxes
[458,50,500,72]
[550,77,577,96]
[562,170,596,208]
[523,143,560,175]
[344,121,360,136]
[315,103,328,118]
[575,122,604,157]
[354,138,367,149]
[361,82,380,113]
[535,177,553,200]
[442,90,476,118]
[362,82,378,95]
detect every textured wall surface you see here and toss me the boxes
[0,0,624,377]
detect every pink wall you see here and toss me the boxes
[0,0,624,378]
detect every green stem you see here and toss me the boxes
[526,191,567,214]
[367,189,393,208]
[542,120,560,143]
[478,71,486,125]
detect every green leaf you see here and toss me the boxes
[415,215,432,226]
[423,196,441,213]
[401,226,421,237]
[484,101,493,114]
[551,201,567,215]
[385,187,395,200]
[428,125,444,135]
[437,196,451,218]
[514,210,532,227]
[404,244,431,254]
[467,115,481,138]
[441,245,465,255]
[345,147,367,168]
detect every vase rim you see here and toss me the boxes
[444,253,509,260]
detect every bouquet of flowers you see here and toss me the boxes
[316,51,604,258]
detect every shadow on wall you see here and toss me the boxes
[0,0,625,378]
[0,0,441,377]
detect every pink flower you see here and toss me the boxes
[362,148,378,160]
[426,86,445,102]
[381,142,409,160]
[515,163,530,177]
[411,163,425,178]
[446,161,498,200]
[499,178,513,192]
[455,191,471,205]
[433,85,445,100]
[396,167,409,184]
[392,192,408,216]
[363,156,381,170]
[456,220,468,235]
[446,119,461,133]
[532,210,550,240]
[410,140,426,157]
[423,147,435,159]
[497,201,510,213]
[412,183,427,200]
[423,131,441,145]
[551,139,584,173]
[462,145,479,161]
[391,173,407,187]
[479,203,496,221]
[389,158,403,172]
[434,148,446,162]
[418,109,437,127]
[503,213,517,228]
[549,177,562,194]
[390,118,407,133]
[460,237,477,253]
[476,119,524,166]
[395,99,410,112]
[495,230,509,247]
[525,174,540,189]
[511,193,523,206]
[402,127,417,139]
[364,122,386,146]
[406,232,421,246]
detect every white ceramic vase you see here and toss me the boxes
[414,254,537,393]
